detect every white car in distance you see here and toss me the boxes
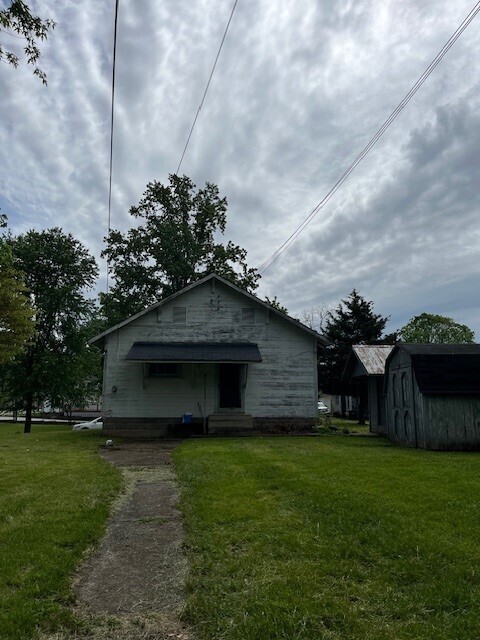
[317,401,329,414]
[72,417,103,431]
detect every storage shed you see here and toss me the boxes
[384,344,480,450]
[343,345,393,434]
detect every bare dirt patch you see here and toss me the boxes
[47,440,193,639]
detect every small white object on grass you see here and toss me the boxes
[105,439,114,448]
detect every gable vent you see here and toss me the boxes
[173,306,187,324]
[242,307,255,325]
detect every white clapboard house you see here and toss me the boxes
[90,274,327,437]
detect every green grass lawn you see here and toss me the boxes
[0,423,122,640]
[174,436,480,640]
[322,416,370,434]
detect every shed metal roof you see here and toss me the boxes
[352,345,394,375]
[125,342,262,363]
[343,344,394,380]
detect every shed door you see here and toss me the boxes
[218,364,241,409]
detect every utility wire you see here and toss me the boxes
[106,0,120,294]
[258,1,480,275]
[176,0,239,175]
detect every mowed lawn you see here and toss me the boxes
[0,423,122,640]
[174,436,480,640]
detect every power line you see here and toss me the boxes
[176,0,239,175]
[258,1,480,275]
[106,0,120,294]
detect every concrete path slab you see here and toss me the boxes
[57,440,193,640]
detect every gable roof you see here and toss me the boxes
[343,344,394,379]
[387,343,480,394]
[90,273,328,347]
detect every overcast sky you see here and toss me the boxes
[1,0,479,337]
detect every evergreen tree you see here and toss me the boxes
[319,290,389,419]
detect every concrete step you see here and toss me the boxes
[208,413,253,434]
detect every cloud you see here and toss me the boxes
[0,0,479,337]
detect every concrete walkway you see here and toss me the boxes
[70,440,193,640]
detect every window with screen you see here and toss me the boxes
[148,363,181,377]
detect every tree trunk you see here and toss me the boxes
[24,394,33,434]
[341,394,346,418]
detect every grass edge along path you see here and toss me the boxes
[0,423,123,640]
[174,436,480,640]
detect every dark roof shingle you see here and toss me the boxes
[391,344,480,394]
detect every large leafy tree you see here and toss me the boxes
[264,296,288,314]
[0,215,34,363]
[101,174,259,325]
[319,290,389,419]
[0,1,55,84]
[399,313,475,344]
[1,228,98,433]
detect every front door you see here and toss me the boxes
[218,364,242,409]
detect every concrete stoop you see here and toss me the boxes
[208,413,253,435]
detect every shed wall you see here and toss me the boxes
[386,350,416,447]
[419,395,480,450]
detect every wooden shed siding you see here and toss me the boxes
[420,395,480,450]
[102,281,317,420]
[386,350,416,447]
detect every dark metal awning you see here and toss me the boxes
[125,342,262,363]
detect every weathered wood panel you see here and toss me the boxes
[421,395,480,450]
[385,350,416,446]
